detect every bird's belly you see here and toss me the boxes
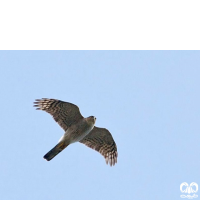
[64,123,94,144]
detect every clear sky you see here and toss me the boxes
[0,51,199,200]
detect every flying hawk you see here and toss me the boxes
[34,98,118,166]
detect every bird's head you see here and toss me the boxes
[87,116,96,125]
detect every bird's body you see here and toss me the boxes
[44,116,96,161]
[34,98,118,166]
[59,117,96,145]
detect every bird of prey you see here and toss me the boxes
[34,98,118,166]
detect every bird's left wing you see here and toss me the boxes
[34,98,83,131]
[79,127,118,166]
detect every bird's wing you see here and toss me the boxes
[79,126,118,166]
[34,98,83,131]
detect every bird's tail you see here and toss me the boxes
[43,141,68,161]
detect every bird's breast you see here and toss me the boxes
[65,119,94,144]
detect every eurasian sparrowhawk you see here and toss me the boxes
[34,98,118,166]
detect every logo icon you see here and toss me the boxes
[180,182,198,199]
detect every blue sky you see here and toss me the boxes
[0,51,199,200]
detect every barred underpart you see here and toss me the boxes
[80,127,118,166]
[34,98,83,131]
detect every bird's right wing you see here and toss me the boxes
[79,127,118,166]
[34,98,83,131]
